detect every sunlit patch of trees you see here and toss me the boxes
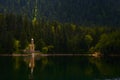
[0,13,120,55]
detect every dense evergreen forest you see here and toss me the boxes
[0,13,120,55]
[0,0,120,26]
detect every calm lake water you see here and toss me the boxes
[0,56,120,80]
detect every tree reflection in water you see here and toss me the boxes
[0,56,120,80]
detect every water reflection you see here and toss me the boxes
[0,56,120,80]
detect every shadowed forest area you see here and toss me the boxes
[0,1,120,80]
[0,13,120,55]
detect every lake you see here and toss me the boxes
[0,56,120,80]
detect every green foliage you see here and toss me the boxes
[1,0,120,27]
[85,34,93,50]
[42,45,54,54]
[42,47,48,54]
[94,31,120,54]
[14,40,20,53]
[0,13,120,55]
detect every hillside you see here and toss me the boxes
[0,0,120,26]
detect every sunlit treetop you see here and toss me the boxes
[32,0,38,26]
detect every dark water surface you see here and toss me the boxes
[0,56,120,80]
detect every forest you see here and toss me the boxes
[0,13,120,55]
[0,0,120,26]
